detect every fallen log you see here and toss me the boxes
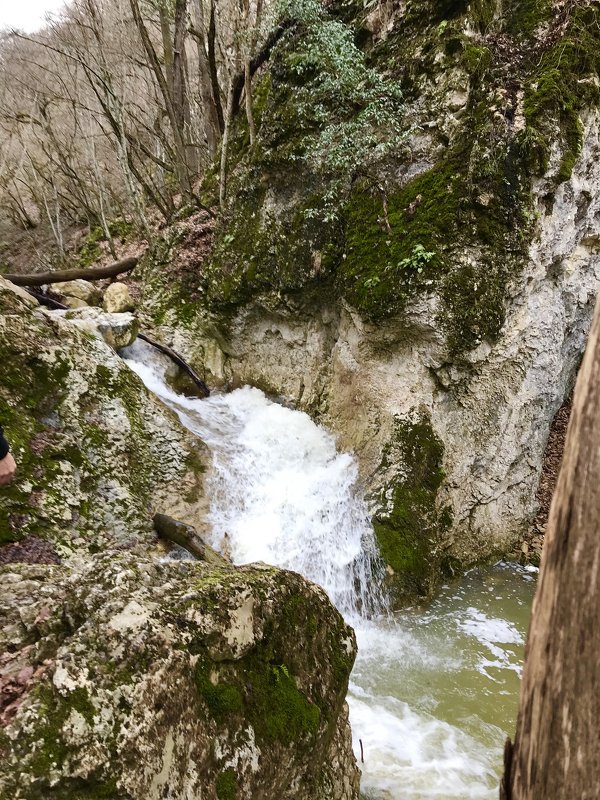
[24,288,210,398]
[4,256,138,287]
[153,513,228,566]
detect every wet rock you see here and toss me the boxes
[63,305,139,348]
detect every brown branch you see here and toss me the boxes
[138,332,210,397]
[153,513,228,565]
[231,18,296,115]
[4,257,138,287]
[153,512,206,559]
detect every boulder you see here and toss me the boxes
[103,281,135,313]
[63,306,139,349]
[49,278,100,306]
[0,554,360,800]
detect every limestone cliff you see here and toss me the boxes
[138,0,600,601]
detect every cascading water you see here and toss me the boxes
[123,340,535,800]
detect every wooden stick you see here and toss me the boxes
[153,512,206,559]
[138,332,209,397]
[153,513,228,566]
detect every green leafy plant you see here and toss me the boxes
[276,0,405,220]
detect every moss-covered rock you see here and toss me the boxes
[373,414,453,601]
[0,554,359,800]
[0,277,209,552]
[134,0,600,603]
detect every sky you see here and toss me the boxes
[0,0,67,33]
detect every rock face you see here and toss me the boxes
[61,306,139,349]
[0,277,208,553]
[0,555,359,800]
[138,1,600,601]
[103,281,135,313]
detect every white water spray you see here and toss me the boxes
[123,341,534,800]
[124,342,385,618]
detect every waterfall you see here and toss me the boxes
[123,340,386,619]
[123,340,534,800]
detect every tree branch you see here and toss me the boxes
[4,256,138,286]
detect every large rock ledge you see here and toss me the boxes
[0,276,209,553]
[0,554,359,800]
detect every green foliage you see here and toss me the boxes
[277,0,404,219]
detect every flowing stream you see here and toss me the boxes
[123,341,536,800]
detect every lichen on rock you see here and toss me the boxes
[0,277,209,553]
[0,554,359,800]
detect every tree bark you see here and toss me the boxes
[153,512,206,559]
[501,294,600,799]
[230,19,295,116]
[208,0,224,134]
[153,513,228,565]
[4,256,138,286]
[129,0,193,199]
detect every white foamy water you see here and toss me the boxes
[123,341,535,800]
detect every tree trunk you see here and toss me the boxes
[191,0,221,157]
[219,77,236,210]
[4,256,138,286]
[208,0,224,134]
[501,294,600,799]
[129,0,193,200]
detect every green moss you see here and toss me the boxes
[194,660,244,722]
[194,639,321,745]
[27,684,96,777]
[504,0,552,36]
[246,660,321,743]
[521,4,600,183]
[69,686,96,726]
[216,769,237,800]
[77,226,105,268]
[338,164,461,318]
[0,343,72,543]
[373,415,453,599]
